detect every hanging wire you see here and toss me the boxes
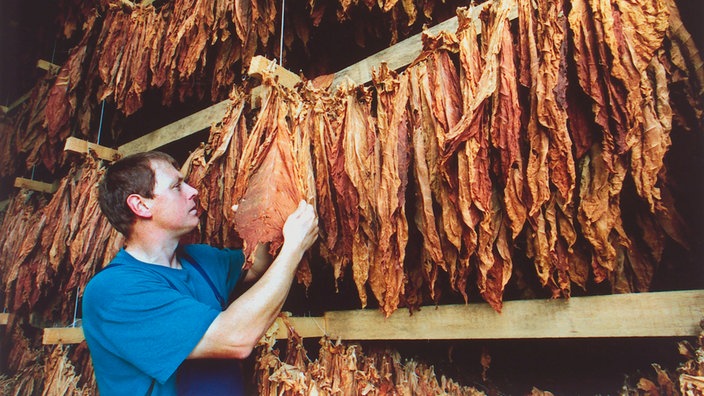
[71,287,80,327]
[50,38,57,65]
[96,99,106,145]
[278,0,285,63]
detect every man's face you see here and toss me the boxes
[148,160,200,236]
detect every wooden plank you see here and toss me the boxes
[64,136,121,162]
[38,290,704,344]
[43,327,85,345]
[0,313,9,325]
[112,5,509,152]
[14,177,58,194]
[248,55,302,89]
[40,317,327,345]
[36,59,61,74]
[330,0,518,88]
[272,316,327,339]
[1,91,32,114]
[118,100,230,155]
[324,290,704,340]
[330,17,457,88]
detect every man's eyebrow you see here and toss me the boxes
[171,176,185,187]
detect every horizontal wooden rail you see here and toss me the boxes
[1,91,32,114]
[323,290,704,340]
[0,313,10,325]
[64,137,121,161]
[14,177,58,194]
[1,58,62,113]
[43,326,84,345]
[37,59,61,74]
[330,0,517,88]
[118,100,230,156]
[42,316,324,345]
[41,290,704,344]
[248,56,302,89]
[114,2,510,154]
[117,55,300,156]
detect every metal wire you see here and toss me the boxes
[279,0,286,65]
[97,99,106,145]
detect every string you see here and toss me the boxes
[96,99,106,145]
[71,287,80,327]
[279,0,286,65]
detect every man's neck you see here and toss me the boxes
[124,229,182,269]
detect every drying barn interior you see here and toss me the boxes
[1,0,703,394]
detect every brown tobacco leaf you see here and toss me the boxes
[338,82,379,308]
[631,55,672,213]
[372,64,411,317]
[490,19,527,240]
[409,38,467,298]
[408,61,449,299]
[232,84,306,269]
[577,145,630,278]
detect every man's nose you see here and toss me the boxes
[185,183,198,198]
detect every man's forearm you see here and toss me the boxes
[189,242,304,359]
[244,242,274,283]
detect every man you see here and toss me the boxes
[82,151,318,395]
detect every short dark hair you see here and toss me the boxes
[98,151,179,236]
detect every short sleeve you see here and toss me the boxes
[83,268,220,384]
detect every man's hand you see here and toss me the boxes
[282,200,319,256]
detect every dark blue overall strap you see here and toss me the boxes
[177,248,227,310]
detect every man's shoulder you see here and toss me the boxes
[182,244,242,261]
[84,259,161,302]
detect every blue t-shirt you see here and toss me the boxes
[82,244,245,396]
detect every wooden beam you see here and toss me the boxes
[330,0,518,88]
[40,291,704,344]
[324,290,704,340]
[118,100,230,155]
[64,137,121,162]
[42,327,85,345]
[272,316,327,339]
[36,59,61,74]
[14,177,58,194]
[1,90,32,114]
[113,5,509,153]
[247,55,302,89]
[41,316,326,345]
[0,313,9,325]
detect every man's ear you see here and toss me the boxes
[125,194,153,219]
